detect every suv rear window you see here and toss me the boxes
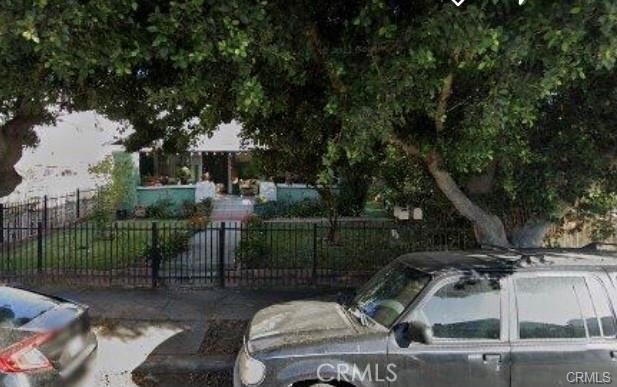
[0,287,59,328]
[515,276,616,340]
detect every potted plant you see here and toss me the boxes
[176,166,192,185]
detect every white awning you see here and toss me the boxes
[189,120,254,153]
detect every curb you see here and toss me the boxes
[133,354,235,375]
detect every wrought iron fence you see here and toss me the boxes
[0,220,475,288]
[0,189,98,245]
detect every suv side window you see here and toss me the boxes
[587,277,617,337]
[515,276,606,340]
[411,277,501,340]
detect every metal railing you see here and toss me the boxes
[0,220,476,288]
[0,189,98,245]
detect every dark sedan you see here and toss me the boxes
[0,287,97,386]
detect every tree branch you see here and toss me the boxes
[390,136,511,247]
[305,24,347,95]
[389,137,421,157]
[435,73,454,133]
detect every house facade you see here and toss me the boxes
[138,121,256,194]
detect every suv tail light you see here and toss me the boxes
[0,332,54,373]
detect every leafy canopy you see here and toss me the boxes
[2,0,617,235]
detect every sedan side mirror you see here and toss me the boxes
[393,321,433,348]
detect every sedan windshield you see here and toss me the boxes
[352,261,430,327]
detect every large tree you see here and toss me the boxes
[3,0,616,247]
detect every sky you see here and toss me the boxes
[3,111,246,202]
[4,111,126,202]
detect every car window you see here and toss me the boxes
[587,277,617,338]
[411,277,501,340]
[515,277,591,339]
[353,262,430,327]
[0,287,59,328]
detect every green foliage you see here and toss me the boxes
[143,230,192,262]
[335,158,376,216]
[2,0,617,236]
[254,199,328,220]
[181,198,213,219]
[176,166,193,184]
[88,154,137,234]
[568,189,617,241]
[145,198,175,219]
[237,220,475,270]
[236,216,272,269]
[90,193,114,235]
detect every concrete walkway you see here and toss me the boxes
[157,195,255,283]
[210,196,255,221]
[158,221,243,282]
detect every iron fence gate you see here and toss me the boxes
[0,220,476,288]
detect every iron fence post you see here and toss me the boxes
[151,222,160,288]
[312,223,318,284]
[0,203,4,244]
[219,222,226,288]
[37,222,43,274]
[76,189,80,219]
[43,195,48,229]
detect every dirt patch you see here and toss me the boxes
[199,319,249,355]
[133,371,232,387]
[134,319,249,387]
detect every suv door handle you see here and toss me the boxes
[483,354,502,363]
[610,351,616,360]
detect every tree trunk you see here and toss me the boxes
[424,153,512,248]
[0,115,41,197]
[511,220,552,248]
[317,187,341,244]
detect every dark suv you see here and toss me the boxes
[235,248,617,387]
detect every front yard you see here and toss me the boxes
[1,220,188,272]
[236,221,475,271]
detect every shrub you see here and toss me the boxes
[88,153,138,232]
[181,201,198,218]
[146,198,175,219]
[91,192,114,235]
[143,230,191,261]
[236,216,272,268]
[196,198,213,218]
[176,166,193,184]
[287,199,328,218]
[254,199,327,220]
[180,198,213,221]
[253,201,281,219]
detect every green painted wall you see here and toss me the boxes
[136,186,196,214]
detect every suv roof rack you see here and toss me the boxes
[480,244,525,255]
[581,242,617,252]
[481,244,546,265]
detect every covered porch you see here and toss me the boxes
[137,121,259,195]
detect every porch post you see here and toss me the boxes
[227,152,233,194]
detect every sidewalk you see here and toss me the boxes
[31,286,339,386]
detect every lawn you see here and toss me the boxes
[236,221,474,270]
[0,220,189,272]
